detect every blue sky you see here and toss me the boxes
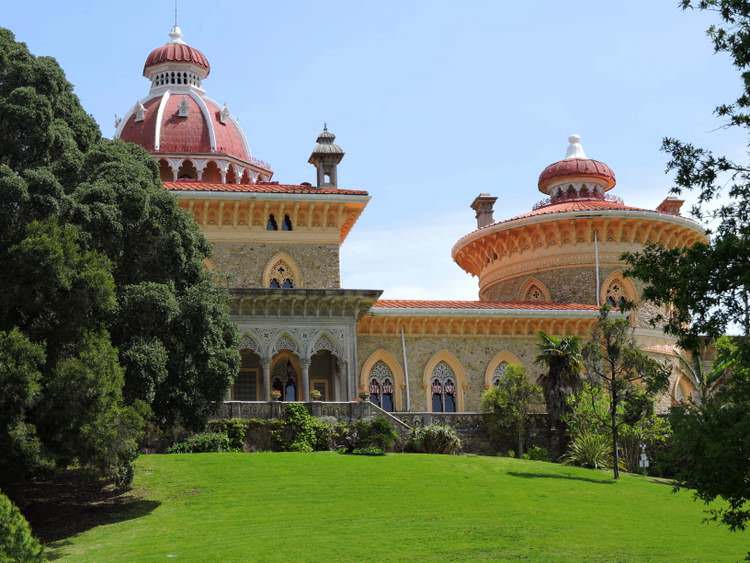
[4,1,744,298]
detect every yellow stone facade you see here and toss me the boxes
[116,28,708,414]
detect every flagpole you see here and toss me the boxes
[594,230,601,307]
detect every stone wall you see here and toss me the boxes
[482,266,608,304]
[357,335,543,412]
[211,241,340,289]
[214,401,555,455]
[396,412,554,455]
[481,266,664,330]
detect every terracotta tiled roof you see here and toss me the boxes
[373,300,597,311]
[162,181,369,195]
[516,198,648,220]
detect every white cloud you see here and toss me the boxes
[341,211,479,300]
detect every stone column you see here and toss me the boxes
[300,358,311,402]
[217,161,230,184]
[193,158,208,181]
[167,158,183,181]
[261,356,272,402]
[339,359,350,401]
[232,164,245,184]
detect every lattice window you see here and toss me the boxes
[431,361,457,413]
[492,361,509,386]
[368,360,395,412]
[525,284,545,302]
[606,279,627,308]
[268,260,295,289]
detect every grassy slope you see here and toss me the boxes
[52,453,746,562]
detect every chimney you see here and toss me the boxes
[471,193,498,228]
[656,196,684,216]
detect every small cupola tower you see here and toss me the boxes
[308,124,344,187]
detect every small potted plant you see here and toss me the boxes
[358,387,370,402]
[271,389,282,401]
[310,389,322,401]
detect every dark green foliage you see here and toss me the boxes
[523,445,550,462]
[535,333,584,436]
[167,432,233,454]
[346,417,399,452]
[667,341,750,532]
[0,27,239,488]
[406,424,462,454]
[481,363,542,456]
[0,490,43,562]
[622,1,750,350]
[207,419,251,450]
[350,447,385,456]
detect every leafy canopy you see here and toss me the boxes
[0,27,238,485]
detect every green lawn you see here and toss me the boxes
[49,452,747,562]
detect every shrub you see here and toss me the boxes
[207,419,250,450]
[0,491,43,562]
[167,432,232,454]
[350,417,399,451]
[351,447,385,456]
[481,363,541,456]
[563,432,611,469]
[406,424,462,454]
[523,445,550,461]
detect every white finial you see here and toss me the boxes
[168,25,185,44]
[565,134,587,159]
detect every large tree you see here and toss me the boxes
[535,332,584,446]
[0,27,238,484]
[622,0,750,530]
[582,307,670,479]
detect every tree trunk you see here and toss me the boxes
[611,385,620,480]
[518,421,525,457]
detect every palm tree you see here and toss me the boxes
[535,332,584,434]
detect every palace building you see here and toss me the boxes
[115,26,706,413]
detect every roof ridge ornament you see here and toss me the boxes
[168,24,186,45]
[564,134,587,159]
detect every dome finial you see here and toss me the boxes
[565,134,587,159]
[168,24,185,44]
[169,1,185,46]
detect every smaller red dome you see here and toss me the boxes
[144,42,210,77]
[538,158,616,192]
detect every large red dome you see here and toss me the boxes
[118,92,250,162]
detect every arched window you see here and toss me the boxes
[431,361,457,413]
[492,361,509,386]
[605,279,627,308]
[519,278,550,302]
[282,214,293,231]
[368,360,395,412]
[272,359,297,401]
[267,259,295,289]
[267,214,278,231]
